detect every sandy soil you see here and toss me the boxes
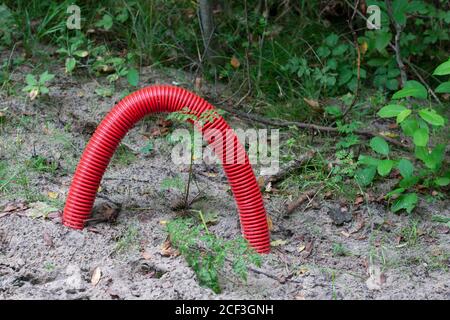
[0,61,449,300]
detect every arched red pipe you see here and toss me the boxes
[63,85,271,253]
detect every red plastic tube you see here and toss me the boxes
[62,85,270,253]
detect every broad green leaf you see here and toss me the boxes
[392,80,427,99]
[140,142,153,154]
[385,188,405,198]
[355,166,377,187]
[377,159,394,177]
[370,137,389,156]
[414,146,443,170]
[96,14,113,30]
[40,87,49,94]
[375,31,392,52]
[127,68,139,86]
[325,34,339,47]
[396,109,411,124]
[325,105,342,117]
[39,71,54,83]
[428,144,446,170]
[317,46,330,58]
[412,128,428,147]
[400,118,419,137]
[386,79,399,91]
[399,176,419,189]
[22,84,35,92]
[433,60,450,76]
[74,50,89,58]
[65,57,76,73]
[397,159,414,178]
[391,193,418,214]
[435,82,450,93]
[392,0,409,25]
[25,74,37,86]
[338,68,353,85]
[435,177,450,187]
[418,109,445,126]
[358,155,380,167]
[377,104,406,118]
[332,44,347,56]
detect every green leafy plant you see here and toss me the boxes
[56,34,90,74]
[282,33,362,97]
[356,59,449,213]
[93,54,139,86]
[360,0,450,92]
[160,175,185,192]
[167,216,261,293]
[115,222,140,253]
[22,71,54,100]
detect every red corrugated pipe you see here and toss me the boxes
[62,85,271,253]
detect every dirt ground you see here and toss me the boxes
[0,59,449,300]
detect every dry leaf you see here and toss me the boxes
[354,195,364,206]
[194,77,202,90]
[29,89,39,100]
[47,191,58,199]
[26,202,59,219]
[43,231,53,247]
[267,215,273,231]
[295,292,306,300]
[365,265,385,291]
[230,56,240,69]
[257,176,266,188]
[93,203,120,222]
[379,131,398,138]
[298,266,309,275]
[160,240,179,257]
[270,239,287,247]
[297,245,306,253]
[360,41,368,54]
[142,250,152,260]
[303,97,320,108]
[341,231,350,238]
[1,201,28,214]
[91,267,102,286]
[303,241,314,258]
[303,97,323,112]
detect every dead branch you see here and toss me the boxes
[386,0,407,87]
[341,0,361,119]
[217,103,412,150]
[285,188,320,215]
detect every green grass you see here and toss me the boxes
[112,144,136,166]
[332,242,351,257]
[115,222,141,254]
[398,219,420,247]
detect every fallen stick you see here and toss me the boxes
[285,189,319,215]
[217,103,411,150]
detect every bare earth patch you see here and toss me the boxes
[1,66,449,300]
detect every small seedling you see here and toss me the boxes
[167,217,262,293]
[22,71,54,100]
[115,222,140,253]
[332,242,351,257]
